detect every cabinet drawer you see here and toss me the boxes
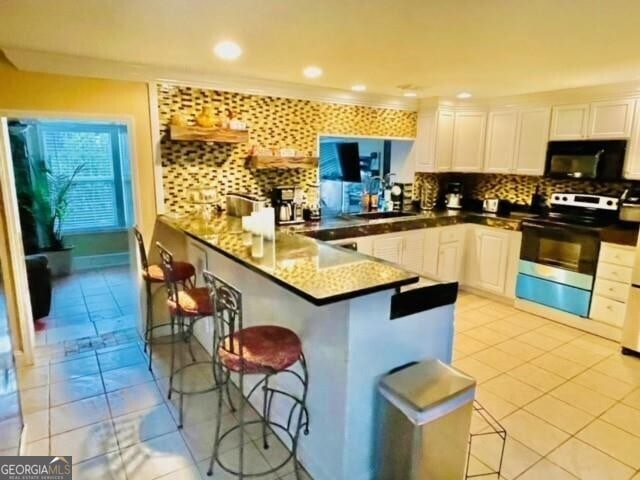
[597,262,633,284]
[590,295,626,327]
[599,243,636,267]
[594,278,631,302]
[439,227,463,244]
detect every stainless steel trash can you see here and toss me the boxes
[376,359,476,480]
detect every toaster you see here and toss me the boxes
[482,198,500,213]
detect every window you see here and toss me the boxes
[38,122,133,233]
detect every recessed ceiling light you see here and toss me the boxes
[351,84,367,92]
[456,92,473,99]
[403,92,417,98]
[213,40,242,61]
[303,66,323,79]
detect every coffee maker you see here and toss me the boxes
[444,182,463,210]
[272,186,304,225]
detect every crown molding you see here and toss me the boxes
[2,47,419,111]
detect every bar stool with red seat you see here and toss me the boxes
[202,270,310,479]
[157,242,220,428]
[134,228,196,371]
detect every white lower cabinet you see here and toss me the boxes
[464,225,522,298]
[372,235,404,264]
[437,242,463,282]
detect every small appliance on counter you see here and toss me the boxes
[272,185,305,225]
[619,188,640,223]
[303,183,322,222]
[444,182,463,210]
[482,198,499,213]
[225,192,266,217]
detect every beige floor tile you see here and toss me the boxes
[515,330,564,351]
[508,364,564,392]
[476,303,520,320]
[50,373,105,407]
[571,369,636,400]
[517,458,578,480]
[494,338,545,362]
[601,403,640,437]
[568,336,618,357]
[485,319,532,338]
[120,431,194,480]
[472,348,525,372]
[452,348,467,361]
[593,355,640,386]
[50,394,110,435]
[552,343,608,367]
[106,380,165,418]
[17,365,50,390]
[577,419,640,469]
[472,434,540,480]
[72,452,127,480]
[98,345,146,372]
[180,413,248,461]
[20,385,49,415]
[155,464,204,479]
[482,374,543,406]
[25,438,49,456]
[536,324,584,342]
[506,311,550,329]
[113,403,177,448]
[50,420,119,464]
[474,389,519,419]
[501,409,569,456]
[102,363,155,393]
[23,409,49,442]
[453,357,501,383]
[550,381,616,416]
[50,355,100,383]
[255,433,295,477]
[456,294,493,312]
[465,455,494,478]
[548,438,634,480]
[454,333,489,355]
[196,442,278,480]
[465,327,510,346]
[530,353,588,379]
[524,395,594,434]
[623,388,640,409]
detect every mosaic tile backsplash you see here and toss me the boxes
[157,84,417,213]
[415,172,640,207]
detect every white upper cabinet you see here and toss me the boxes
[550,104,589,140]
[484,110,518,173]
[483,107,550,175]
[588,99,635,139]
[435,110,455,171]
[550,100,635,140]
[413,112,435,172]
[451,111,486,172]
[514,107,551,175]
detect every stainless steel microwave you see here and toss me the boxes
[545,140,626,181]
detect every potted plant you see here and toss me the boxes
[20,164,84,276]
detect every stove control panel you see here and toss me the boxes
[550,193,619,211]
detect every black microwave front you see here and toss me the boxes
[545,140,627,181]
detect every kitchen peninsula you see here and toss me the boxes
[154,213,458,480]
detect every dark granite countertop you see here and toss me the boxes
[159,214,423,306]
[289,209,531,242]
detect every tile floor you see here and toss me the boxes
[456,292,640,480]
[11,289,640,479]
[36,266,139,346]
[15,332,310,480]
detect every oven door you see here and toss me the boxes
[520,222,600,276]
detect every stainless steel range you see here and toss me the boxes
[516,193,620,317]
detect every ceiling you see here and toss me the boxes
[2,0,640,99]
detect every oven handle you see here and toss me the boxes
[521,221,600,236]
[521,222,566,232]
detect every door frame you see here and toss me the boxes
[0,110,145,364]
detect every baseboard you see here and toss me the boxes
[514,298,622,341]
[72,252,130,271]
[18,424,27,456]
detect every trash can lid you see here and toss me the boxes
[379,359,476,425]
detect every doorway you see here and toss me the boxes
[6,118,139,349]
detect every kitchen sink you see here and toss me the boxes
[351,211,417,220]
